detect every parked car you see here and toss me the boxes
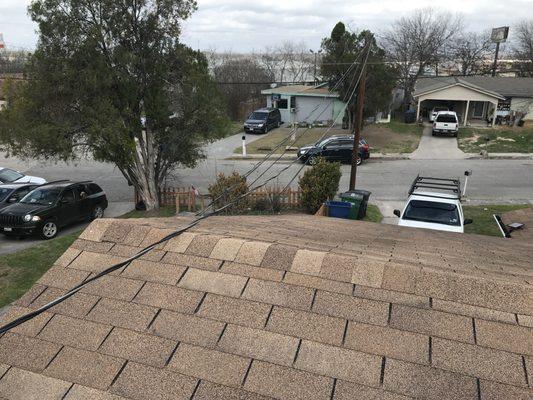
[0,183,40,211]
[0,167,46,184]
[297,135,370,166]
[394,175,472,233]
[244,108,282,134]
[432,111,459,137]
[0,180,107,239]
[429,106,449,122]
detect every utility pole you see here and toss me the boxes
[492,42,500,77]
[309,49,322,84]
[349,37,370,191]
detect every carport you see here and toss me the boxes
[413,78,506,127]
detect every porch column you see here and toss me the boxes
[464,100,470,127]
[491,102,497,127]
[416,98,421,121]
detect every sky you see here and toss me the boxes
[1,0,533,52]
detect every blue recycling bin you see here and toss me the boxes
[325,201,353,219]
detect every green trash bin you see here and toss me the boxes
[340,192,363,220]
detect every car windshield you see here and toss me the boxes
[249,112,268,121]
[436,114,457,123]
[0,168,24,183]
[0,188,12,202]
[20,187,61,205]
[402,200,461,226]
[315,138,332,147]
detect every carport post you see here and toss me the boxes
[491,102,497,127]
[416,99,421,121]
[464,101,470,127]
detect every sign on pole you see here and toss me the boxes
[491,27,509,43]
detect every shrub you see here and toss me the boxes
[298,158,341,213]
[208,172,249,214]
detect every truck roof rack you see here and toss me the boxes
[409,175,461,200]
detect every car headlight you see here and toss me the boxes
[32,216,41,222]
[258,124,264,127]
[23,214,31,222]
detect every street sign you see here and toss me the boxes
[491,27,509,43]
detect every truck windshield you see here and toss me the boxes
[403,200,461,226]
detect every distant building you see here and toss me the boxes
[261,84,345,125]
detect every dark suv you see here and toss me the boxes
[0,183,40,211]
[244,108,282,134]
[0,180,107,239]
[297,135,370,165]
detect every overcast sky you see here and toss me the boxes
[1,0,532,52]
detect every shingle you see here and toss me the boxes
[431,299,517,324]
[81,275,144,302]
[133,282,203,313]
[383,358,478,400]
[210,238,245,261]
[162,252,222,271]
[120,259,186,285]
[266,307,345,346]
[99,327,176,367]
[432,337,527,387]
[0,333,61,372]
[517,314,533,328]
[312,290,389,326]
[242,279,314,310]
[389,304,474,343]
[475,319,533,356]
[110,361,198,400]
[122,224,152,247]
[283,272,353,295]
[234,241,271,266]
[37,266,90,290]
[185,234,223,257]
[218,324,299,366]
[261,244,298,270]
[149,310,225,347]
[168,343,250,387]
[193,380,273,400]
[351,257,386,288]
[290,249,326,276]
[45,347,124,390]
[333,380,414,400]
[72,239,114,253]
[38,314,112,351]
[244,360,334,400]
[178,268,247,297]
[0,367,71,400]
[197,294,271,328]
[78,219,113,242]
[29,287,100,319]
[344,321,429,364]
[139,227,176,249]
[101,221,132,243]
[163,232,197,253]
[356,285,430,308]
[87,298,158,331]
[479,380,533,400]
[0,363,8,378]
[0,306,53,337]
[525,357,533,386]
[382,262,421,293]
[55,247,82,267]
[69,251,127,274]
[64,384,127,400]
[294,340,382,387]
[221,262,284,282]
[320,253,357,283]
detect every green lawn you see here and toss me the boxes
[364,204,383,223]
[0,231,80,308]
[120,205,176,219]
[458,127,533,153]
[463,204,533,237]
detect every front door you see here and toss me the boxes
[472,102,485,118]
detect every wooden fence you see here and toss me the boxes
[136,186,301,212]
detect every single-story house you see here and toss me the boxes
[261,84,345,125]
[414,76,533,126]
[0,215,531,399]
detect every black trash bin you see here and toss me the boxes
[404,109,416,124]
[340,190,371,219]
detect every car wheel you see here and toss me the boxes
[308,155,318,166]
[41,221,58,240]
[91,205,104,220]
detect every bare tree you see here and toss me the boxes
[452,31,493,75]
[382,8,462,108]
[258,41,313,83]
[513,20,533,77]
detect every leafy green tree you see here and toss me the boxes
[320,23,397,128]
[0,0,229,210]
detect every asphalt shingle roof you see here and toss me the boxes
[414,76,533,98]
[0,215,531,400]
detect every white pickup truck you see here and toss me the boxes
[432,111,459,137]
[394,175,473,233]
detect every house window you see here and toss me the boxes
[277,99,288,109]
[290,96,296,110]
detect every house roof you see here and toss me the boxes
[262,84,339,98]
[414,76,533,99]
[0,215,532,400]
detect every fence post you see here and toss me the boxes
[175,194,180,214]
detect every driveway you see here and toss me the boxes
[410,125,467,160]
[204,131,263,159]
